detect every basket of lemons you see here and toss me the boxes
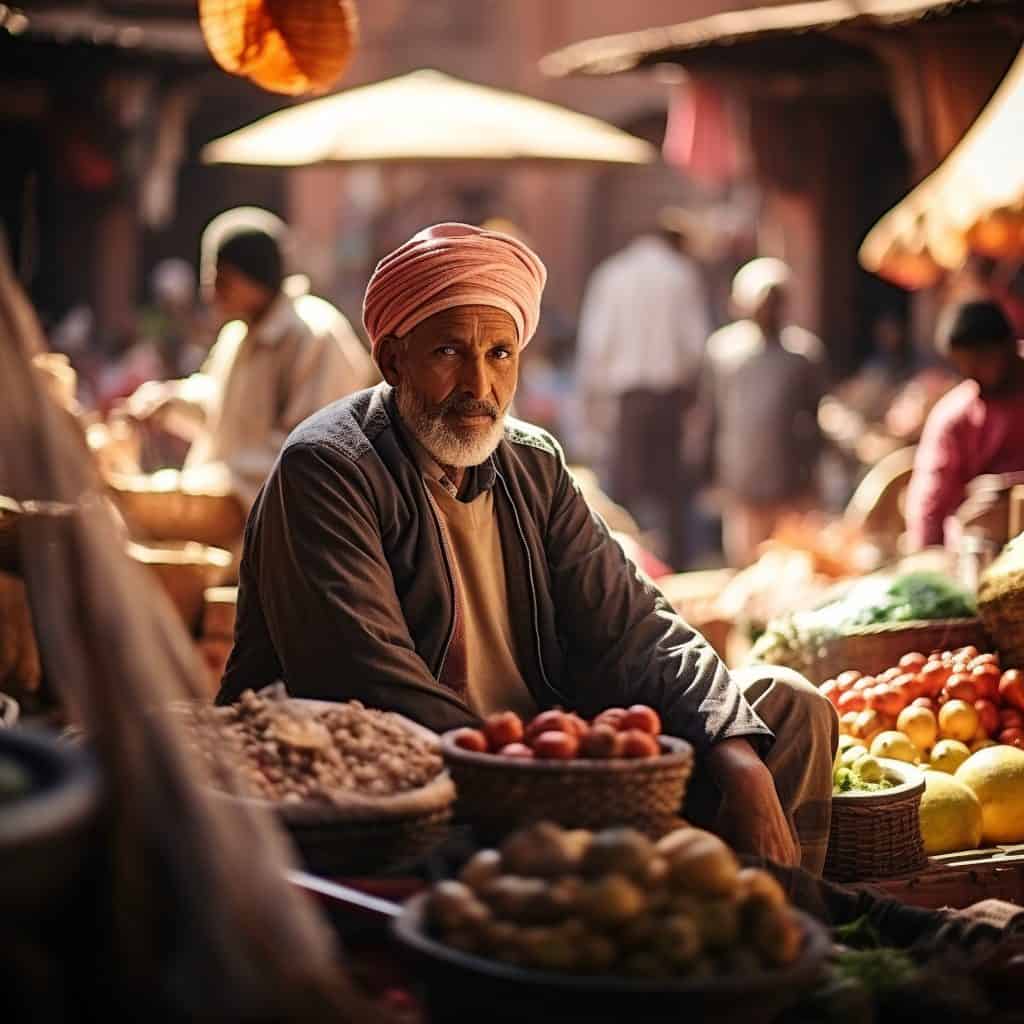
[825,740,926,883]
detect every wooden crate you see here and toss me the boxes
[865,845,1024,910]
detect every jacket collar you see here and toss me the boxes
[380,384,498,501]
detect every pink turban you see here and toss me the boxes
[362,222,547,362]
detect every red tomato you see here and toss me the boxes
[998,728,1024,750]
[892,672,924,699]
[820,680,841,706]
[899,652,927,672]
[853,676,877,692]
[974,699,1000,737]
[969,653,1000,670]
[532,730,580,760]
[838,690,866,714]
[525,710,572,741]
[854,709,894,743]
[878,667,904,685]
[999,670,1024,712]
[618,729,660,759]
[873,686,908,718]
[498,743,535,759]
[912,697,937,712]
[593,707,627,730]
[944,674,978,704]
[955,646,980,662]
[971,664,1001,701]
[918,662,950,698]
[836,671,862,690]
[999,707,1023,730]
[451,728,489,753]
[579,723,620,759]
[483,711,525,751]
[621,705,662,736]
[564,713,591,740]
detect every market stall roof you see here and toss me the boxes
[14,2,206,57]
[540,0,1016,78]
[201,69,657,167]
[860,44,1024,288]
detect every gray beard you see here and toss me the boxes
[395,383,505,468]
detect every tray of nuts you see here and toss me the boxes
[179,686,455,874]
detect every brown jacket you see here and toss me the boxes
[218,385,771,755]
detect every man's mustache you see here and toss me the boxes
[438,394,500,419]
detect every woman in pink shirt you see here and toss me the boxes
[906,300,1024,550]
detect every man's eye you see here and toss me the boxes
[436,346,458,356]
[491,347,513,360]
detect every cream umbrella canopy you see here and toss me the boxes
[860,45,1024,288]
[201,69,655,166]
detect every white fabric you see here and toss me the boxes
[576,236,709,395]
[184,292,373,509]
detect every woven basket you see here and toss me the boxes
[790,617,989,684]
[199,0,358,95]
[833,618,990,679]
[824,758,927,883]
[977,540,1024,667]
[192,699,456,874]
[441,733,693,840]
[127,541,233,631]
[108,477,244,549]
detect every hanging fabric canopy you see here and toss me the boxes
[861,45,1024,288]
[201,69,656,166]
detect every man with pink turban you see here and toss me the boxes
[219,223,836,874]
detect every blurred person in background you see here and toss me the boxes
[139,258,207,377]
[905,299,1024,551]
[123,208,374,513]
[576,210,710,569]
[699,257,826,568]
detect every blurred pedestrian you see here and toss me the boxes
[700,257,826,567]
[905,299,1024,551]
[576,211,710,568]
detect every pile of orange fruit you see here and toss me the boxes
[823,646,1024,771]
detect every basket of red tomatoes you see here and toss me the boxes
[441,706,693,841]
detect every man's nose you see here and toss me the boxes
[458,355,490,400]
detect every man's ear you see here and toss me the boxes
[377,334,403,386]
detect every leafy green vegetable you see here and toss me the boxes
[834,948,917,995]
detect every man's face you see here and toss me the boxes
[213,262,268,322]
[382,305,519,467]
[949,344,1014,397]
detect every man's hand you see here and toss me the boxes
[120,379,177,422]
[706,737,800,867]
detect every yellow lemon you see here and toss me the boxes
[897,706,938,753]
[870,730,920,764]
[938,700,979,743]
[839,745,869,769]
[919,771,983,854]
[929,738,972,774]
[852,754,885,783]
[955,746,1024,844]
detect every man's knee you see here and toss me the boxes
[734,664,838,752]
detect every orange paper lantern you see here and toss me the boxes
[200,0,358,96]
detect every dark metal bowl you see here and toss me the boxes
[0,727,99,918]
[393,892,832,1024]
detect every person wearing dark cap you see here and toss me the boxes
[906,299,1024,550]
[125,209,372,512]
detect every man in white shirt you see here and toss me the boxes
[126,212,374,512]
[577,216,710,568]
